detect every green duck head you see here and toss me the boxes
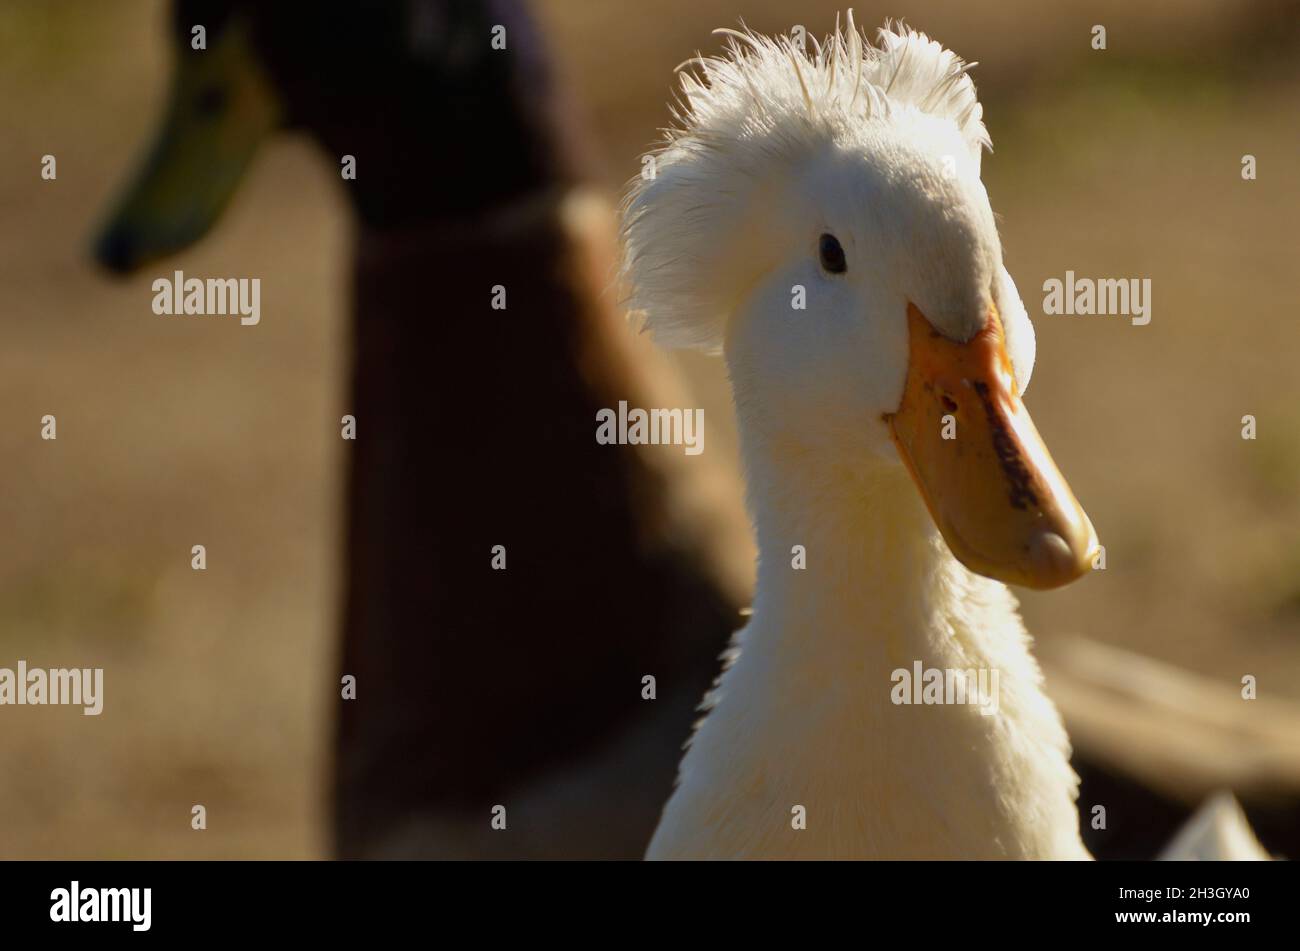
[94,0,574,273]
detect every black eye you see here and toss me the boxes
[195,85,229,117]
[819,233,846,274]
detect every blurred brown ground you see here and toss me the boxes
[1,0,1298,857]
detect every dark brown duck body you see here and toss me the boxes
[94,0,744,858]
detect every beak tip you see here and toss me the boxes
[93,228,138,275]
[1017,528,1097,589]
[1028,531,1074,579]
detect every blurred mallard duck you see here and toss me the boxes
[94,0,749,858]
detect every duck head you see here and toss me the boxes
[94,0,574,273]
[622,18,1098,590]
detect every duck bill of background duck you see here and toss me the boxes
[885,302,1098,590]
[93,16,280,274]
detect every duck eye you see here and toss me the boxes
[819,233,846,274]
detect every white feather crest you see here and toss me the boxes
[621,15,990,352]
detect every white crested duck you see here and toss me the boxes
[622,15,1104,859]
[622,15,1277,862]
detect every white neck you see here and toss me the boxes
[648,426,1088,859]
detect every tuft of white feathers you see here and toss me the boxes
[621,15,991,352]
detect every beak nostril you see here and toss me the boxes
[941,395,958,413]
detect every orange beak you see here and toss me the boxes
[885,302,1098,590]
